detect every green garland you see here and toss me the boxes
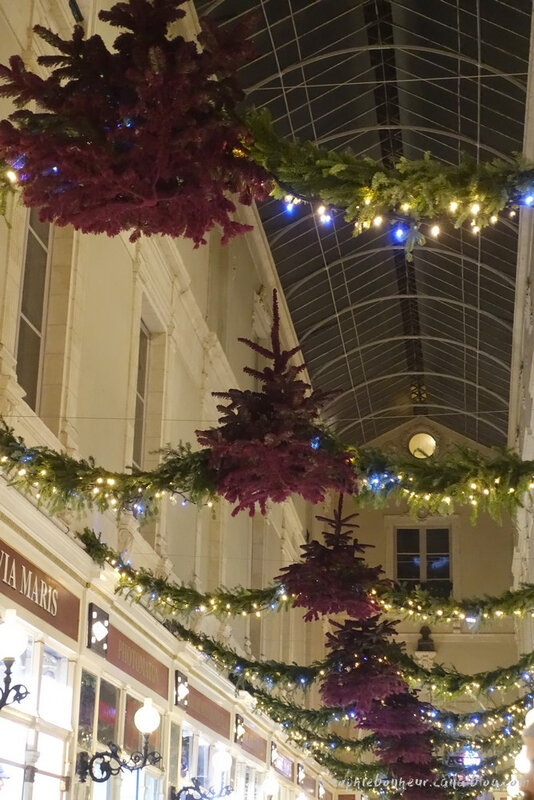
[79,530,534,697]
[81,528,534,626]
[245,108,533,255]
[2,419,534,522]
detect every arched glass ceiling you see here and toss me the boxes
[196,0,531,447]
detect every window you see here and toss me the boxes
[180,727,193,780]
[395,527,451,596]
[78,671,97,748]
[132,322,150,469]
[197,739,210,787]
[16,209,52,410]
[97,679,119,745]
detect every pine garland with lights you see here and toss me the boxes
[245,107,534,254]
[0,0,269,245]
[196,290,357,515]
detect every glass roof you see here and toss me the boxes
[196,0,531,447]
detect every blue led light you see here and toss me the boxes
[310,435,321,450]
[285,202,295,213]
[471,716,480,725]
[525,195,534,206]
[394,226,407,242]
[299,676,307,685]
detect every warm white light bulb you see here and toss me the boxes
[430,225,440,237]
[0,610,28,660]
[5,170,17,184]
[449,201,458,213]
[373,216,383,227]
[212,747,233,774]
[514,746,531,775]
[471,202,480,215]
[317,205,326,216]
[134,698,160,734]
[490,215,498,224]
[263,775,279,798]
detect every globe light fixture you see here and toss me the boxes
[408,431,437,459]
[0,609,29,711]
[76,697,162,783]
[514,745,531,775]
[263,774,279,798]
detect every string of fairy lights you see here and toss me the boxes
[280,192,520,245]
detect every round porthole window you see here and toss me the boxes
[408,432,437,459]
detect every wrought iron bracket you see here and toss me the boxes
[76,736,162,783]
[0,658,29,711]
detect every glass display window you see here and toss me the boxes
[36,732,65,774]
[78,670,97,748]
[0,763,24,800]
[180,727,193,780]
[97,679,119,745]
[169,722,181,786]
[197,739,210,788]
[39,645,72,728]
[124,694,142,754]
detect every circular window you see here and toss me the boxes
[408,432,437,459]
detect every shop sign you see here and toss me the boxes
[107,624,169,698]
[271,742,294,780]
[187,686,231,738]
[239,719,267,761]
[0,537,80,640]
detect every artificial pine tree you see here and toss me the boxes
[0,0,269,244]
[196,290,357,515]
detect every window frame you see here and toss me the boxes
[15,209,54,412]
[394,525,452,592]
[132,320,151,470]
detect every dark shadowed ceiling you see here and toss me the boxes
[195,0,531,448]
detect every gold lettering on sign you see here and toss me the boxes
[118,640,153,683]
[0,538,79,640]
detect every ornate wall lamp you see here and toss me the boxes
[0,610,29,711]
[76,698,162,782]
[170,778,234,800]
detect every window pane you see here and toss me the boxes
[78,671,97,748]
[181,728,193,780]
[21,232,47,330]
[97,680,119,744]
[36,733,64,774]
[396,529,419,553]
[33,773,62,799]
[197,740,210,787]
[145,774,160,800]
[396,554,421,580]
[92,780,110,800]
[16,319,40,410]
[0,764,24,800]
[29,209,50,248]
[0,718,27,762]
[169,723,180,785]
[137,326,149,396]
[9,637,34,714]
[132,393,145,468]
[426,528,449,553]
[39,647,71,728]
[427,555,450,579]
[124,695,142,753]
[120,769,139,800]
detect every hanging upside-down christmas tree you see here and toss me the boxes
[0,0,269,244]
[196,291,358,515]
[279,496,445,800]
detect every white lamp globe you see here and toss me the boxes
[507,779,521,798]
[134,699,160,734]
[514,745,531,775]
[263,775,279,798]
[0,610,28,660]
[525,709,534,728]
[212,747,233,774]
